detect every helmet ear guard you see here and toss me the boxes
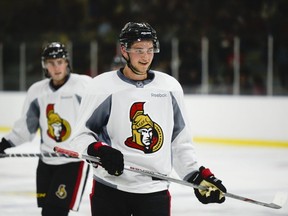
[41,42,72,78]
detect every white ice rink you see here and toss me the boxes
[1,134,288,216]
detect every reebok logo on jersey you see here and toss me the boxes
[151,93,167,97]
[61,96,73,99]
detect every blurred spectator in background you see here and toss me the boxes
[110,56,126,70]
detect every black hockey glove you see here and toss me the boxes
[0,138,12,157]
[188,166,226,204]
[87,142,124,176]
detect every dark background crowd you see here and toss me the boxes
[1,0,288,95]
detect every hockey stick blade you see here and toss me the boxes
[53,146,285,209]
[224,192,286,209]
[272,192,287,208]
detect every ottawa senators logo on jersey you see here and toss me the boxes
[124,102,164,154]
[46,104,71,142]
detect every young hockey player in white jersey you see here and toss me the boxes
[0,42,91,216]
[69,22,227,216]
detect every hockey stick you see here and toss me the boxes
[0,152,73,158]
[53,146,287,209]
[4,146,285,209]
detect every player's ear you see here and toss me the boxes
[120,45,128,57]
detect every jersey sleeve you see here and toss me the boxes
[69,82,109,154]
[5,85,40,146]
[170,88,199,179]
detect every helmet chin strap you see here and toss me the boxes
[123,54,152,76]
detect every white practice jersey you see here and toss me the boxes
[70,70,199,193]
[5,73,92,165]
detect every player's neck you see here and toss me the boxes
[123,66,147,81]
[50,74,70,90]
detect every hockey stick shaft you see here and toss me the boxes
[54,147,283,209]
[3,148,284,209]
[53,147,204,191]
[0,152,71,158]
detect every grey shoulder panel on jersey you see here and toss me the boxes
[171,92,185,142]
[86,95,112,144]
[26,98,40,134]
[75,94,82,104]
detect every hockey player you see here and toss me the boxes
[0,42,91,216]
[69,22,227,216]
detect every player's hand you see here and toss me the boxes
[0,138,12,157]
[188,166,226,204]
[87,142,124,176]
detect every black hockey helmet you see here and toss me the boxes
[41,42,72,77]
[119,22,160,52]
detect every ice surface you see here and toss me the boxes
[1,134,288,216]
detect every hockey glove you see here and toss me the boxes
[188,166,226,204]
[87,142,124,176]
[0,138,12,155]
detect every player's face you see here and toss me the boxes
[125,40,154,75]
[45,58,68,86]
